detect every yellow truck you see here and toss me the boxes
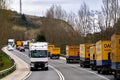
[96,40,111,74]
[111,33,120,79]
[90,44,96,70]
[50,47,60,59]
[66,45,80,63]
[48,44,55,57]
[80,43,90,67]
[16,40,23,50]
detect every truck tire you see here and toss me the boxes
[66,60,69,63]
[97,70,101,74]
[30,67,34,71]
[43,67,48,70]
[114,71,120,80]
[45,67,48,70]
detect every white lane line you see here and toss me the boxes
[49,65,65,80]
[22,70,32,80]
[60,57,110,80]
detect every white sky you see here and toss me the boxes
[10,0,102,17]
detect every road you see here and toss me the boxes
[11,49,114,80]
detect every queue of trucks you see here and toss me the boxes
[7,33,120,79]
[64,33,120,80]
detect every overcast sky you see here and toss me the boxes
[10,0,102,17]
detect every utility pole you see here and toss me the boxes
[20,0,22,14]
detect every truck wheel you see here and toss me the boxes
[114,72,120,80]
[44,67,48,70]
[91,67,94,70]
[66,60,69,63]
[30,67,34,71]
[97,69,101,74]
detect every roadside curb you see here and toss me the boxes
[1,47,31,80]
[22,65,32,80]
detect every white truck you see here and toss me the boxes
[7,39,15,51]
[29,42,48,71]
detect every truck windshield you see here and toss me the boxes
[31,50,47,58]
[8,42,13,46]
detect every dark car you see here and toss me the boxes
[19,46,25,52]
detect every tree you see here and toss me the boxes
[46,5,67,20]
[36,34,46,42]
[102,0,119,28]
[21,14,27,21]
[78,2,91,36]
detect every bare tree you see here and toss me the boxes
[0,0,9,9]
[46,5,67,20]
[78,2,91,36]
[102,0,119,28]
[67,12,76,29]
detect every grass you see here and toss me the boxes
[0,53,13,71]
[0,52,16,79]
[0,67,16,79]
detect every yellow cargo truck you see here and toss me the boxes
[90,44,96,70]
[96,40,111,74]
[48,44,55,57]
[80,43,90,67]
[16,40,23,50]
[66,45,80,63]
[50,47,60,59]
[111,33,120,79]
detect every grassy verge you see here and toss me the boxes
[0,52,16,79]
[0,67,16,79]
[0,53,13,71]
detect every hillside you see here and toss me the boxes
[9,12,81,47]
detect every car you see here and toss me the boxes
[16,46,21,50]
[19,46,25,52]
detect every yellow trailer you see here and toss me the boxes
[66,45,80,63]
[111,33,120,79]
[96,40,111,74]
[90,44,96,70]
[48,44,55,57]
[50,47,60,59]
[80,43,90,67]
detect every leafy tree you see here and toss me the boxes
[36,34,46,42]
[21,14,27,21]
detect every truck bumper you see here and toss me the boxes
[66,56,80,63]
[30,62,48,69]
[50,54,60,59]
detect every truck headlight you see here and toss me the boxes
[45,62,48,67]
[30,63,34,67]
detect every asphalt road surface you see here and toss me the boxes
[11,49,114,80]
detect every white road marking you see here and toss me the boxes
[22,70,32,80]
[49,65,65,80]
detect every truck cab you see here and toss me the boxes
[7,39,15,51]
[29,42,48,71]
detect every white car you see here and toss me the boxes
[7,45,14,51]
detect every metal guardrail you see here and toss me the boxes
[0,63,16,76]
[0,48,16,77]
